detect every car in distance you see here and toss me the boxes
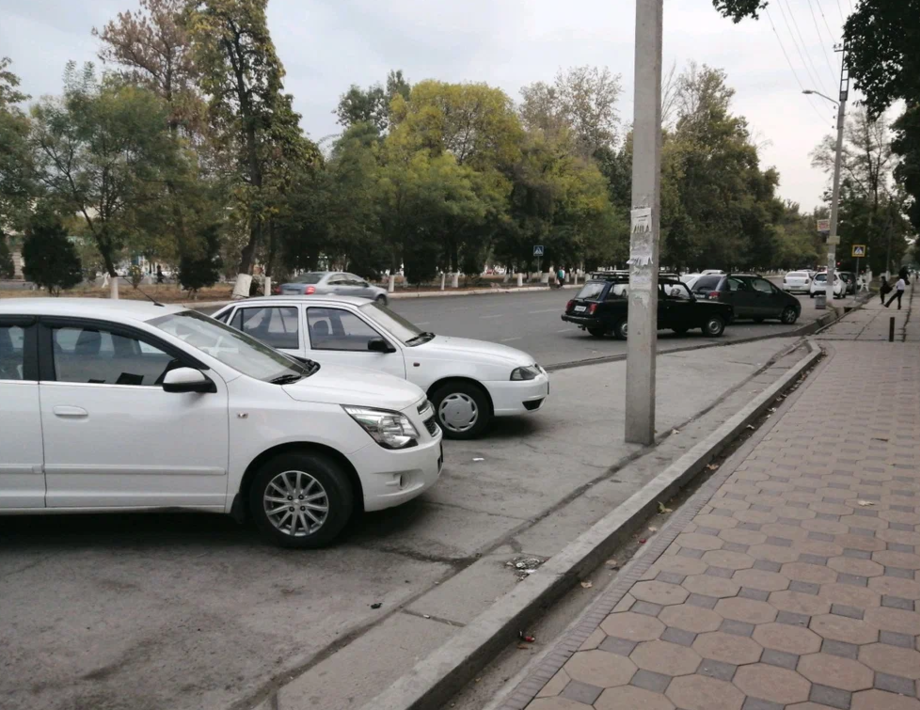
[809,272,846,299]
[0,299,442,548]
[213,296,550,440]
[838,271,857,295]
[782,271,812,294]
[690,273,801,324]
[279,272,389,304]
[561,272,733,339]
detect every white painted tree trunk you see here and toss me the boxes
[451,272,459,288]
[263,277,272,296]
[516,273,523,287]
[388,275,395,293]
[109,275,119,300]
[232,273,252,300]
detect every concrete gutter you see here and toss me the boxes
[358,340,822,710]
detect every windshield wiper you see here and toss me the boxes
[404,331,435,346]
[270,373,304,385]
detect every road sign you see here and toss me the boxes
[852,244,866,258]
[817,219,830,235]
[533,245,544,257]
[827,236,840,246]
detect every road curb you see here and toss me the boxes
[357,340,823,710]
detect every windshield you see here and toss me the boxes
[691,275,722,293]
[293,273,323,284]
[576,282,607,300]
[815,274,827,282]
[359,301,429,345]
[151,310,313,382]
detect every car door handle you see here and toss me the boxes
[53,406,88,418]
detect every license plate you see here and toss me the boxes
[574,305,587,312]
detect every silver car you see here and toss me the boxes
[279,272,389,304]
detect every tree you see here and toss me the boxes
[335,70,410,134]
[30,63,185,276]
[22,210,83,295]
[0,230,14,278]
[187,0,320,287]
[178,222,222,295]
[0,58,34,233]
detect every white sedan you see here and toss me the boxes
[0,299,443,548]
[783,271,812,293]
[213,296,550,439]
[809,273,846,298]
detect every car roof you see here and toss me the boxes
[224,295,372,308]
[0,298,186,322]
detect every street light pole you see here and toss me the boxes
[625,0,663,445]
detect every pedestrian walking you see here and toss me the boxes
[880,275,892,304]
[556,267,565,289]
[885,275,907,309]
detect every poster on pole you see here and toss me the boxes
[817,219,830,235]
[627,208,653,266]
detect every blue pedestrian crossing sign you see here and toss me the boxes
[533,245,544,257]
[851,245,866,258]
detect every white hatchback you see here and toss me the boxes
[783,271,812,293]
[809,273,846,298]
[0,299,442,548]
[213,296,550,439]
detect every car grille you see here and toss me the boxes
[424,416,439,437]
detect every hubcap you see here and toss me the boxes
[620,322,628,337]
[783,308,796,323]
[438,393,479,433]
[263,470,329,537]
[708,319,721,334]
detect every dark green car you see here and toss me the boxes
[689,274,801,324]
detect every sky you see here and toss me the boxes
[0,0,855,211]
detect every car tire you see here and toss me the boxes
[431,381,491,440]
[587,327,607,338]
[809,294,815,298]
[613,319,628,340]
[703,315,726,337]
[375,294,388,306]
[249,451,354,549]
[781,306,798,324]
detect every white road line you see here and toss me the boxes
[527,308,562,314]
[481,314,503,319]
[415,322,430,326]
[556,328,576,333]
[500,336,523,343]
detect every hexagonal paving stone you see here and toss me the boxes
[797,653,874,691]
[682,574,741,599]
[655,555,710,577]
[692,631,763,665]
[873,550,920,570]
[600,612,665,641]
[595,685,675,710]
[859,643,920,679]
[781,562,839,585]
[563,650,637,688]
[630,640,701,676]
[810,614,879,645]
[834,533,886,552]
[701,550,756,571]
[796,539,846,558]
[789,703,850,710]
[827,556,885,578]
[733,664,812,704]
[659,604,723,633]
[537,669,571,697]
[631,581,689,606]
[747,544,802,564]
[714,597,778,625]
[761,523,811,541]
[733,568,790,592]
[719,528,768,546]
[768,590,833,616]
[676,533,725,551]
[817,583,882,609]
[578,629,606,652]
[667,674,745,710]
[753,622,822,654]
[693,514,740,530]
[877,529,920,547]
[850,689,920,710]
[529,698,592,710]
[863,606,920,635]
[868,575,920,599]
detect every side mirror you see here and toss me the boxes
[361,281,369,288]
[367,337,395,354]
[163,367,216,394]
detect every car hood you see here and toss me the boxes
[414,335,535,367]
[282,362,423,410]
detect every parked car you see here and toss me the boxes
[0,299,443,548]
[838,271,857,295]
[279,272,388,304]
[213,296,550,439]
[561,272,733,339]
[701,269,726,275]
[809,272,846,299]
[782,271,812,294]
[690,273,801,324]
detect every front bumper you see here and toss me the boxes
[483,372,551,416]
[350,421,443,513]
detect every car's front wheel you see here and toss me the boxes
[250,451,354,549]
[703,315,726,337]
[375,294,388,306]
[613,319,628,340]
[431,381,491,439]
[781,306,798,324]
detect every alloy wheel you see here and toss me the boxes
[263,470,329,537]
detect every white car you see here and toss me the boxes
[701,269,725,275]
[809,273,846,298]
[783,271,812,293]
[0,299,443,548]
[213,296,550,439]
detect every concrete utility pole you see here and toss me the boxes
[625,0,663,445]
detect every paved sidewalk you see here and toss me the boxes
[820,285,916,342]
[497,333,920,709]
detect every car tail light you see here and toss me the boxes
[305,286,316,295]
[709,291,720,300]
[588,303,597,314]
[566,300,574,311]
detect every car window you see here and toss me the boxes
[345,273,367,286]
[665,282,692,300]
[52,326,174,386]
[360,302,422,343]
[726,278,750,292]
[787,272,806,279]
[294,273,323,284]
[233,307,299,350]
[326,274,347,286]
[212,310,232,324]
[752,278,775,294]
[605,283,628,300]
[815,274,827,282]
[308,308,380,351]
[576,282,606,300]
[0,325,25,381]
[690,276,721,293]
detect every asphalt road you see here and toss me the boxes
[384,286,821,367]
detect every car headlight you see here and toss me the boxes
[342,406,419,449]
[511,365,542,381]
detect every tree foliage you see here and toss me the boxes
[335,70,410,135]
[22,209,83,294]
[0,58,33,233]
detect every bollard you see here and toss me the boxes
[451,272,459,288]
[516,273,523,287]
[889,316,895,342]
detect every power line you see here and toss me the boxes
[835,0,846,23]
[776,0,830,96]
[764,5,834,126]
[781,0,832,96]
[815,0,842,72]
[806,0,839,87]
